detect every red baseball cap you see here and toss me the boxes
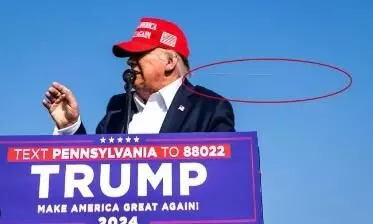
[113,17,190,59]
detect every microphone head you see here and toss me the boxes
[122,69,136,84]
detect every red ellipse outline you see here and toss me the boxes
[181,58,353,104]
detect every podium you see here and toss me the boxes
[0,132,263,224]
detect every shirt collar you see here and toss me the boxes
[133,93,146,112]
[158,77,182,109]
[133,77,183,112]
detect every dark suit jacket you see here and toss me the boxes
[75,79,235,134]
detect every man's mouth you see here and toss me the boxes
[130,68,142,75]
[133,70,142,75]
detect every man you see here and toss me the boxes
[42,17,235,134]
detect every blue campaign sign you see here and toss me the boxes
[0,132,263,224]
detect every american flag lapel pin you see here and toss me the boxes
[178,105,185,111]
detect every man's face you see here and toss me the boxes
[127,48,168,93]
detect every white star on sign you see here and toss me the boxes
[125,136,131,143]
[134,136,140,143]
[100,137,106,143]
[117,137,123,143]
[109,137,115,143]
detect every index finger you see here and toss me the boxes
[52,82,70,95]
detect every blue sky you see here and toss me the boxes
[0,0,372,223]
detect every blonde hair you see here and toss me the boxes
[151,48,190,79]
[162,50,190,78]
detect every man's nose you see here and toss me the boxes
[127,58,137,67]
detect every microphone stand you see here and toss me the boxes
[121,69,136,134]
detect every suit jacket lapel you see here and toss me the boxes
[105,93,138,133]
[160,79,194,133]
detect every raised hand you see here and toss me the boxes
[42,82,80,129]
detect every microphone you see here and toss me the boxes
[122,68,136,89]
[121,69,136,134]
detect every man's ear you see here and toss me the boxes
[165,52,178,73]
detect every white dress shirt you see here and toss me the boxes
[53,78,182,135]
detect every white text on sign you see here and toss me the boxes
[8,144,231,161]
[31,163,207,199]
